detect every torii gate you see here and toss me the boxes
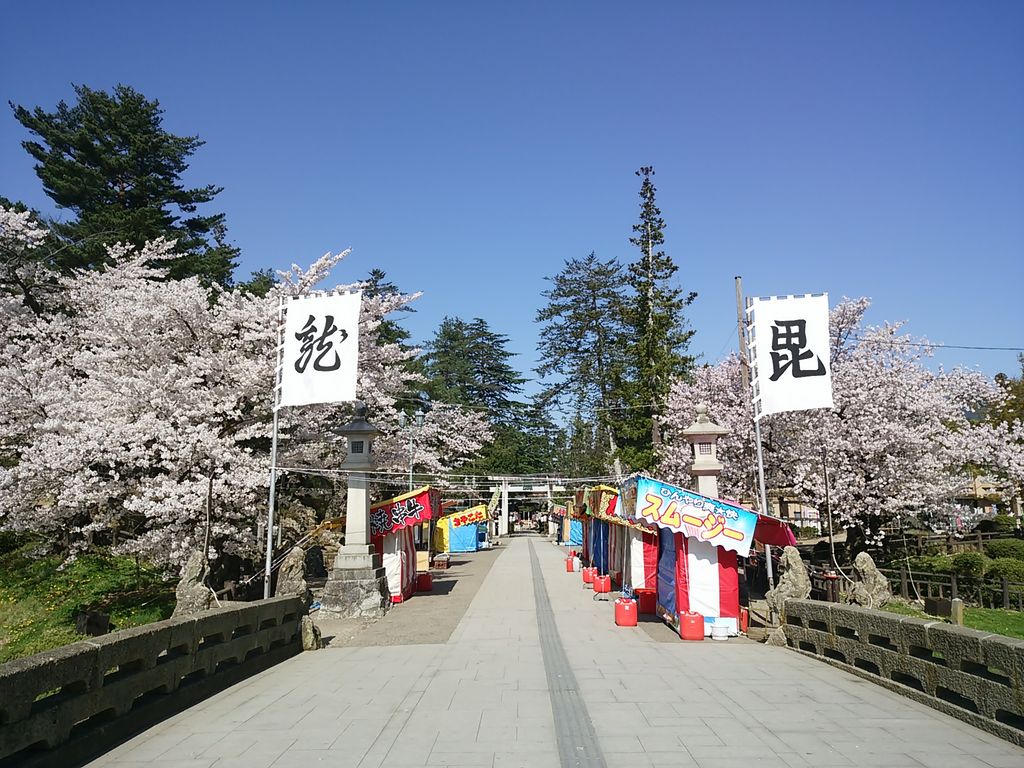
[486,476,568,536]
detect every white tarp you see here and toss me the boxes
[279,292,361,408]
[749,293,833,419]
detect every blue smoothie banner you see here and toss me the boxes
[619,476,758,558]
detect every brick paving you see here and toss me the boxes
[86,536,1024,768]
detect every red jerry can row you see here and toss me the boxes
[614,597,637,627]
[679,611,705,641]
[593,574,611,594]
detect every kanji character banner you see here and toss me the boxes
[279,292,361,407]
[749,293,833,419]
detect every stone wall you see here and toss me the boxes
[0,596,304,768]
[782,598,1024,747]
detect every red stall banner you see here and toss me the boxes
[369,486,441,537]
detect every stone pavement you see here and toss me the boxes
[86,536,1024,768]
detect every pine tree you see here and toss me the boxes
[623,166,696,470]
[422,316,526,424]
[11,84,238,286]
[535,252,630,477]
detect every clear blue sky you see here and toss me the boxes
[2,2,1022,397]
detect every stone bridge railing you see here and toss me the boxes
[782,599,1024,747]
[0,596,304,768]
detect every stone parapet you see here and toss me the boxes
[781,598,1024,747]
[0,596,304,767]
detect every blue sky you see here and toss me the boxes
[2,2,1022,398]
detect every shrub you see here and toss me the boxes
[986,558,1024,584]
[950,552,988,578]
[984,539,1024,561]
[906,554,953,574]
[976,515,1019,534]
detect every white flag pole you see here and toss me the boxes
[263,295,287,599]
[739,286,775,589]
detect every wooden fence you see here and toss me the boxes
[806,564,1024,611]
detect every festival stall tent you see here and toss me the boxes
[433,505,489,554]
[619,476,764,636]
[369,486,441,604]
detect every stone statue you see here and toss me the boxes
[171,550,214,618]
[275,546,313,609]
[845,551,892,608]
[765,546,811,619]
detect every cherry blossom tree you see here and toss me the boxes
[0,208,490,569]
[660,298,1024,548]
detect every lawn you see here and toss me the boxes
[880,600,1024,640]
[0,535,175,663]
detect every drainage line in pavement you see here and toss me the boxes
[528,539,608,768]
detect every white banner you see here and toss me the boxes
[279,292,361,408]
[749,293,833,419]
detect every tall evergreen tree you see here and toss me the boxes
[11,84,238,286]
[422,316,526,424]
[362,269,413,346]
[535,252,630,477]
[622,166,697,470]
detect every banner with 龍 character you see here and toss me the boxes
[279,292,361,408]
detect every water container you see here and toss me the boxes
[615,598,638,627]
[594,574,611,594]
[711,624,729,641]
[582,566,596,585]
[572,556,581,572]
[565,556,575,573]
[679,611,704,641]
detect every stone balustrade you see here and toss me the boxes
[0,597,303,768]
[782,598,1024,747]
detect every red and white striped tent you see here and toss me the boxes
[618,474,793,636]
[369,486,441,604]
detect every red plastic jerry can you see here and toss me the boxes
[582,566,596,585]
[740,607,749,634]
[565,556,575,573]
[615,598,638,627]
[680,611,705,641]
[594,574,611,594]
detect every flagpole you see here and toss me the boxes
[263,296,286,599]
[736,279,775,589]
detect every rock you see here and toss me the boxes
[275,546,312,609]
[765,546,811,619]
[765,626,789,647]
[172,550,214,617]
[846,551,892,608]
[301,615,324,650]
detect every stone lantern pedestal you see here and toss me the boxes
[319,404,390,619]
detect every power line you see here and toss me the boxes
[848,336,1023,353]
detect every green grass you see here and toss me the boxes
[0,537,175,663]
[879,600,1024,640]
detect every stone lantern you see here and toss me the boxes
[681,404,731,499]
[319,402,389,619]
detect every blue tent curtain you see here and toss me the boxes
[657,527,676,617]
[592,519,609,574]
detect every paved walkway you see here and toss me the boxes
[87,536,1024,768]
